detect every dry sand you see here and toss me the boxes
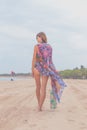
[0,78,87,130]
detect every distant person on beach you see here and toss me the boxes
[32,32,67,111]
[11,71,15,81]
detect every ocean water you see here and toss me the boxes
[0,77,12,81]
[0,77,29,81]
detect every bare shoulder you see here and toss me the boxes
[47,43,52,49]
[33,44,38,52]
[33,44,38,49]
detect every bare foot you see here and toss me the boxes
[39,108,42,111]
[38,105,42,111]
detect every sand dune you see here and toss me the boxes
[0,78,87,130]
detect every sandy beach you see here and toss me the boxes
[0,78,87,130]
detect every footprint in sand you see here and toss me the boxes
[24,119,28,122]
[22,120,37,128]
[29,123,37,127]
[68,107,77,114]
[80,122,87,130]
[80,126,87,130]
[68,119,75,122]
[68,110,73,113]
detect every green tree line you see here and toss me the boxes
[59,65,87,79]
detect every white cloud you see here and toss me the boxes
[0,25,34,39]
[0,0,87,73]
[68,32,87,50]
[32,0,87,27]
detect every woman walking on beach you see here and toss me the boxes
[32,32,67,111]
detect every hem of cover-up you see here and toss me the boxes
[34,67,50,76]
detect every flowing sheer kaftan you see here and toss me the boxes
[34,43,67,103]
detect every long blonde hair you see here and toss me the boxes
[36,32,47,43]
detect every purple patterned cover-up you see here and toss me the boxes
[34,43,67,103]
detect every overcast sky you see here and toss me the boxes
[0,0,87,73]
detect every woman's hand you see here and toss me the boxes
[32,68,34,77]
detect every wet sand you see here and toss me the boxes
[0,78,87,130]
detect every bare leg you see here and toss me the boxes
[39,75,49,111]
[33,68,41,107]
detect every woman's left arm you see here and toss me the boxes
[32,45,37,76]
